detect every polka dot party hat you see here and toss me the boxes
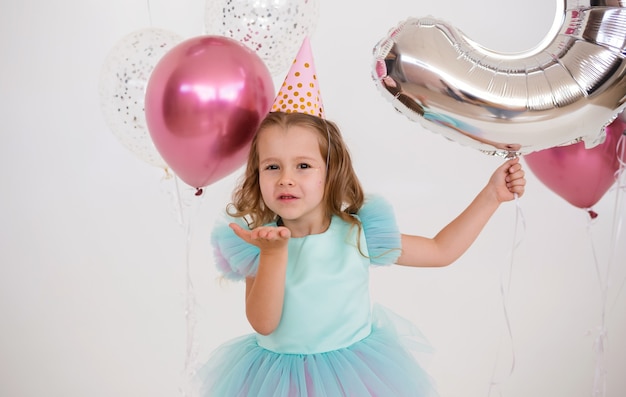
[271,37,324,119]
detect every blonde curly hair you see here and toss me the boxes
[227,112,364,230]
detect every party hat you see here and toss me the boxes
[271,37,324,119]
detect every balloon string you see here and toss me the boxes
[179,190,203,397]
[159,172,186,226]
[609,133,626,310]
[160,175,202,396]
[487,192,525,397]
[173,174,186,226]
[584,129,625,397]
[585,213,609,397]
[146,0,153,27]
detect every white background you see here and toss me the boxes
[1,0,625,396]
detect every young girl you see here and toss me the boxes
[194,111,526,396]
[194,38,526,396]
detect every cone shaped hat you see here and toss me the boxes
[271,37,324,118]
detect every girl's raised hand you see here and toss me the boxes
[229,223,291,253]
[489,157,526,202]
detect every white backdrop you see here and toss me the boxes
[1,1,625,396]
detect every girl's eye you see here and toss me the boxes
[297,163,311,169]
[264,164,279,170]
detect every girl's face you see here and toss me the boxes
[257,124,327,235]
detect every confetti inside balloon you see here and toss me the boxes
[99,28,183,168]
[204,0,320,76]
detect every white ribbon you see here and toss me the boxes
[587,131,625,397]
[160,174,203,397]
[609,133,626,309]
[591,325,608,397]
[488,190,526,397]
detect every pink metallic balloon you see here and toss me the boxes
[524,115,626,210]
[145,35,274,189]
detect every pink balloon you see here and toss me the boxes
[524,116,626,210]
[145,35,274,189]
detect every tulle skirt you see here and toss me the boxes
[193,305,438,397]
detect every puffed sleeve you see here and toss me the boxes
[211,216,260,281]
[358,195,402,265]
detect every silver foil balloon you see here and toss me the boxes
[372,0,626,156]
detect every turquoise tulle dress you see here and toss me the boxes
[194,196,438,396]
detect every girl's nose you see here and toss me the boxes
[278,171,295,186]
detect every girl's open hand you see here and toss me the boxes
[490,157,526,202]
[230,223,291,253]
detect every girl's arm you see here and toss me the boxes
[230,223,291,335]
[396,157,525,268]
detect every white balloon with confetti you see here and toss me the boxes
[204,0,320,76]
[99,27,183,169]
